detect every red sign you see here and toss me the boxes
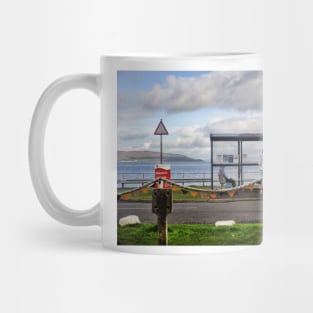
[155,164,171,188]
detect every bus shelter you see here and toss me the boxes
[210,133,263,189]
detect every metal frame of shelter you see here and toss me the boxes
[210,133,263,189]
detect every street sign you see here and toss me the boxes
[154,119,169,135]
[155,164,171,189]
[154,119,169,164]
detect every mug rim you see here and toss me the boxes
[101,52,260,60]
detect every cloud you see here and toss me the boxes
[202,114,263,134]
[141,71,262,113]
[118,114,262,157]
[118,131,149,141]
[117,71,263,160]
[159,115,262,159]
[117,126,152,150]
[117,91,147,123]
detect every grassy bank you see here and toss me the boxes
[118,186,261,202]
[118,223,262,246]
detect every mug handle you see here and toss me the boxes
[29,74,101,226]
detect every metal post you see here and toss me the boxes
[211,139,213,190]
[160,134,163,164]
[154,119,168,164]
[240,140,243,185]
[238,140,240,186]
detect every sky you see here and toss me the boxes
[117,71,262,161]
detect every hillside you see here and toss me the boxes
[118,151,203,162]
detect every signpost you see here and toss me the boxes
[152,119,172,245]
[154,119,168,164]
[154,119,171,188]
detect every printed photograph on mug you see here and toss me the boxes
[116,70,263,246]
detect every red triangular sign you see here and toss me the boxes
[154,119,169,135]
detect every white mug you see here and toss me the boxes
[29,53,263,254]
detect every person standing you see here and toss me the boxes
[218,166,227,189]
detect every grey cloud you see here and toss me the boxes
[165,115,262,159]
[202,115,263,134]
[118,132,149,141]
[141,71,262,113]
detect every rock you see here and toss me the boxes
[215,220,236,227]
[119,215,141,226]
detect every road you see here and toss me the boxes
[118,200,262,224]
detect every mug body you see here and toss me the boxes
[100,54,263,254]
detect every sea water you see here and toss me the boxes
[117,161,261,188]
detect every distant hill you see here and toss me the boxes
[118,151,204,162]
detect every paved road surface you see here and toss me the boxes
[118,200,262,224]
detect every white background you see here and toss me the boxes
[1,0,313,312]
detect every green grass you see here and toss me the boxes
[117,223,262,246]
